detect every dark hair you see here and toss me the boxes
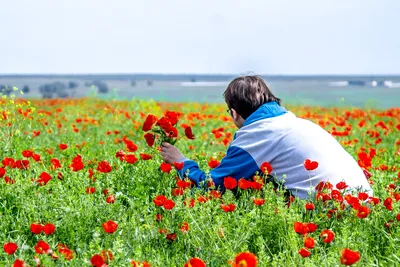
[223,75,281,119]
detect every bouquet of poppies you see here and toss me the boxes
[142,111,195,147]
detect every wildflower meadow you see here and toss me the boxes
[0,91,399,267]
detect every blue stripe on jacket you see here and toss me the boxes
[178,101,287,189]
[178,146,259,188]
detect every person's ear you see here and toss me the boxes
[231,109,240,120]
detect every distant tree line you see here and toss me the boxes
[0,84,13,95]
[1,78,164,99]
[38,80,109,98]
[85,81,109,93]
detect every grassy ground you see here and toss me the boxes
[0,93,399,266]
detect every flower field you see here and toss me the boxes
[0,93,399,267]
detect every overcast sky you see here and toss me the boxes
[0,0,399,75]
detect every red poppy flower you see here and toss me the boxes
[124,140,138,152]
[238,178,253,190]
[336,181,348,190]
[230,251,258,267]
[251,180,263,190]
[184,126,195,140]
[106,195,115,204]
[368,197,380,205]
[50,158,62,169]
[184,198,196,208]
[22,150,33,158]
[70,155,84,172]
[153,195,167,206]
[209,190,221,199]
[103,189,109,196]
[363,169,372,179]
[253,198,266,206]
[166,233,177,242]
[356,206,370,219]
[97,160,112,173]
[358,152,372,169]
[101,249,113,262]
[158,228,168,234]
[384,197,393,211]
[207,179,215,188]
[345,195,361,209]
[37,172,52,186]
[0,167,5,178]
[165,111,179,125]
[88,169,95,180]
[304,237,315,249]
[156,213,162,222]
[315,181,333,192]
[90,254,105,267]
[163,199,175,210]
[130,260,140,267]
[184,257,206,267]
[298,247,311,258]
[16,160,30,170]
[3,242,18,255]
[142,114,158,132]
[224,177,237,190]
[3,158,16,168]
[13,259,25,267]
[140,153,153,160]
[30,223,43,234]
[4,176,15,184]
[86,187,96,194]
[176,179,192,189]
[320,229,335,243]
[59,144,68,150]
[179,222,189,233]
[125,154,138,164]
[294,222,318,235]
[305,203,315,210]
[102,220,118,234]
[160,162,172,173]
[33,154,41,162]
[331,190,343,202]
[197,195,208,203]
[260,161,273,174]
[34,240,51,254]
[172,188,185,196]
[358,192,369,201]
[396,213,400,222]
[43,223,56,235]
[221,203,236,212]
[208,159,220,169]
[173,162,184,170]
[304,159,319,171]
[115,150,126,160]
[58,244,74,260]
[166,127,178,138]
[304,223,318,233]
[340,248,360,265]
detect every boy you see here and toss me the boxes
[160,75,372,199]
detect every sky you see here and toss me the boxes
[0,0,399,75]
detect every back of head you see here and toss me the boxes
[224,75,281,119]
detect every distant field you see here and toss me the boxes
[0,75,399,108]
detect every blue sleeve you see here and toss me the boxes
[177,146,260,189]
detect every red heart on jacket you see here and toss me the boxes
[304,159,319,171]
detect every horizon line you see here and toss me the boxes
[1,72,400,77]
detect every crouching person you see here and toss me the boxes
[161,75,372,199]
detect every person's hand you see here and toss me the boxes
[160,142,185,165]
